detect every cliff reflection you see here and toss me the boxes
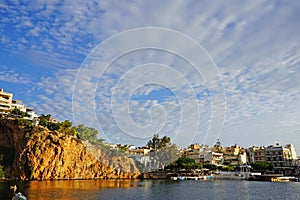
[26,179,142,200]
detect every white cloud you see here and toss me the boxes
[0,66,31,84]
[1,0,300,150]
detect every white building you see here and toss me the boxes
[11,100,26,112]
[24,108,39,121]
[0,88,13,114]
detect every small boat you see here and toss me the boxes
[271,176,299,182]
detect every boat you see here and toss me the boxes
[170,176,211,180]
[271,176,299,182]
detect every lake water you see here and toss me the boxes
[1,179,300,200]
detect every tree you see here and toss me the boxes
[38,115,74,133]
[147,134,160,149]
[38,114,51,127]
[203,163,217,171]
[147,134,171,150]
[161,136,171,146]
[60,120,72,132]
[48,122,60,131]
[173,156,201,169]
[11,108,28,118]
[251,161,273,173]
[76,124,99,144]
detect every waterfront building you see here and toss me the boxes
[247,146,266,163]
[184,143,202,164]
[264,143,298,175]
[0,88,13,114]
[203,151,224,165]
[219,144,247,165]
[248,143,298,175]
[184,144,224,165]
[184,144,212,164]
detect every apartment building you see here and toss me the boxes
[248,143,298,175]
[248,146,266,163]
[185,144,224,165]
[223,144,247,165]
[11,100,26,112]
[0,88,13,114]
[265,144,297,167]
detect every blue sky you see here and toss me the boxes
[1,0,300,151]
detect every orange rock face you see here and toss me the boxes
[0,118,140,180]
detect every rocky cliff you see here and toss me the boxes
[0,118,140,180]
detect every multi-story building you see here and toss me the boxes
[0,88,13,114]
[248,146,266,163]
[24,108,39,121]
[185,143,202,163]
[248,143,298,175]
[223,144,247,165]
[11,100,26,112]
[11,99,38,121]
[265,143,297,168]
[184,144,224,165]
[128,146,151,156]
[203,151,224,165]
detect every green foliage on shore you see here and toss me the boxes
[166,156,202,169]
[176,156,201,169]
[203,163,217,170]
[251,161,273,173]
[166,158,236,171]
[218,165,235,171]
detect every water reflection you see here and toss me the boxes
[1,179,143,200]
[1,180,300,200]
[29,179,141,190]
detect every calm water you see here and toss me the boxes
[1,179,300,200]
